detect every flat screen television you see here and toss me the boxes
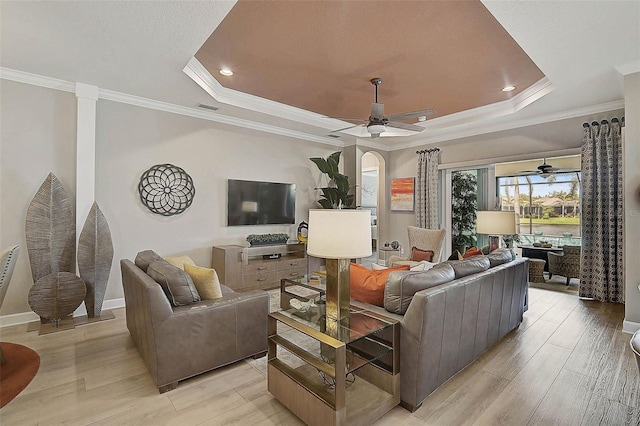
[227,179,296,226]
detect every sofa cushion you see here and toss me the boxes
[184,264,223,300]
[410,247,434,262]
[487,248,514,267]
[350,263,410,307]
[447,256,491,279]
[164,255,196,270]
[384,263,455,314]
[134,250,164,272]
[147,261,201,306]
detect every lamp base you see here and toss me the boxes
[325,258,351,323]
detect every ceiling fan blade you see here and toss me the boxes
[325,117,369,123]
[387,121,425,132]
[371,103,384,120]
[386,108,436,121]
[330,123,362,133]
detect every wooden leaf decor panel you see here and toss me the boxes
[28,272,86,320]
[25,173,75,283]
[78,202,114,318]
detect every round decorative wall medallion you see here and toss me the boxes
[138,164,195,216]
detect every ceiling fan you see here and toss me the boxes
[518,158,574,178]
[330,78,436,138]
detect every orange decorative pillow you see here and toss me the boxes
[350,263,410,306]
[410,247,435,262]
[463,247,483,258]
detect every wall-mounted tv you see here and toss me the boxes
[227,179,296,226]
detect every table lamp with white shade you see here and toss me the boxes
[476,211,517,252]
[306,209,372,323]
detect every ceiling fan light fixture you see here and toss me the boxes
[540,172,551,178]
[367,123,386,135]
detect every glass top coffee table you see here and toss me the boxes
[280,274,326,311]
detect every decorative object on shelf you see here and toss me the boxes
[307,209,371,324]
[390,177,415,211]
[28,272,86,323]
[25,173,75,285]
[296,221,308,243]
[78,202,114,318]
[246,233,290,246]
[138,163,195,216]
[390,240,400,250]
[309,151,354,209]
[289,298,316,312]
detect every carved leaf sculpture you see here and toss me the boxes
[28,272,86,320]
[25,173,75,283]
[78,202,114,317]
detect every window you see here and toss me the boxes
[497,172,581,246]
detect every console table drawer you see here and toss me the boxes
[243,271,278,288]
[278,267,307,281]
[278,256,305,270]
[243,259,277,275]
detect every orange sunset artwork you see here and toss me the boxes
[391,177,414,211]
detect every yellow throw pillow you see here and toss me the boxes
[164,255,196,270]
[183,264,223,300]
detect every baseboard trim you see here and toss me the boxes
[623,320,640,335]
[0,298,126,328]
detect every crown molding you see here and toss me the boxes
[0,67,75,92]
[390,99,625,151]
[1,67,343,148]
[183,57,346,132]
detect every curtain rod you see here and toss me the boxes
[416,147,440,154]
[583,117,625,128]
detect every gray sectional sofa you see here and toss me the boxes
[351,249,529,411]
[120,252,269,392]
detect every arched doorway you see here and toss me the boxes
[361,151,386,265]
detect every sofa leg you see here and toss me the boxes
[251,351,267,360]
[399,400,421,413]
[158,382,178,393]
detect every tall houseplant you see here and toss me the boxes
[451,172,477,253]
[310,151,354,209]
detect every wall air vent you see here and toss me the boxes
[197,104,220,111]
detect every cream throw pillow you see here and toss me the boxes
[164,255,196,270]
[184,264,223,300]
[372,261,430,272]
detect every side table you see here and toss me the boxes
[529,258,546,283]
[378,247,399,267]
[268,308,400,425]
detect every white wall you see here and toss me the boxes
[624,71,640,328]
[0,80,77,316]
[0,80,336,319]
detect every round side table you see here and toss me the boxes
[529,258,546,283]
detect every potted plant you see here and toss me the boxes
[309,151,354,209]
[451,172,477,254]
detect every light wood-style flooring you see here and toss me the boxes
[1,286,638,425]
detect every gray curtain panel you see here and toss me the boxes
[416,148,440,229]
[579,118,624,303]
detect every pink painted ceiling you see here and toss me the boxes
[195,0,544,124]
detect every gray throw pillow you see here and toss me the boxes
[384,263,455,315]
[446,256,491,279]
[487,248,513,267]
[147,260,201,306]
[134,250,164,272]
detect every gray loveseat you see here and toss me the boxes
[120,253,269,393]
[351,250,528,411]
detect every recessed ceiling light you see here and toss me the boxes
[219,68,233,76]
[502,85,516,92]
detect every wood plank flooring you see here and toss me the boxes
[1,286,638,425]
